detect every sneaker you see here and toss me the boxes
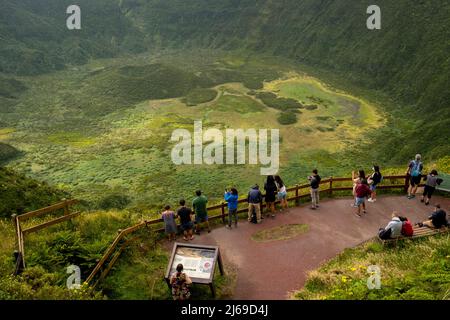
[363,210,367,214]
[310,206,316,210]
[207,229,211,233]
[425,202,430,206]
[368,198,375,203]
[420,199,425,203]
[354,213,362,218]
[271,214,275,218]
[226,225,231,229]
[189,236,195,241]
[183,237,189,241]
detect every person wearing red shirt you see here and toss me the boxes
[354,180,371,217]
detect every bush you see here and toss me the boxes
[277,112,298,125]
[98,194,131,210]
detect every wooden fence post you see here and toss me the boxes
[404,174,410,193]
[221,202,226,224]
[329,176,333,197]
[295,184,300,206]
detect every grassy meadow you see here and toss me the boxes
[2,50,393,214]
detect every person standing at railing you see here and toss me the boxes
[193,190,211,234]
[264,176,278,218]
[354,179,371,217]
[367,165,383,203]
[275,175,288,211]
[308,169,321,210]
[162,205,177,241]
[247,184,263,224]
[406,154,423,199]
[177,199,195,241]
[351,169,366,207]
[420,170,442,206]
[224,188,239,228]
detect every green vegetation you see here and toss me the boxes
[0,0,449,301]
[183,88,218,106]
[0,143,20,162]
[251,224,309,243]
[0,167,68,218]
[277,112,298,125]
[293,235,450,300]
[0,208,233,300]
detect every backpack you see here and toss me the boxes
[401,220,414,237]
[378,228,392,240]
[410,160,422,177]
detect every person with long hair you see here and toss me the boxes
[264,175,277,218]
[275,175,288,211]
[170,264,192,300]
[162,205,177,241]
[367,165,382,202]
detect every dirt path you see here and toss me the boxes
[186,195,450,300]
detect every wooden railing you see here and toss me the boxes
[12,199,79,274]
[85,174,419,287]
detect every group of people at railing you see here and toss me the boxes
[161,153,446,243]
[166,153,447,300]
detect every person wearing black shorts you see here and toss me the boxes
[406,154,423,199]
[421,170,440,205]
[177,199,195,241]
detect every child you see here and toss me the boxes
[367,165,383,202]
[354,179,371,217]
[421,170,441,205]
[162,205,177,241]
[275,175,289,211]
[351,170,366,207]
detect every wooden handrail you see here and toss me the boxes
[17,199,78,222]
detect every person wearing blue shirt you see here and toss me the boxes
[224,188,239,228]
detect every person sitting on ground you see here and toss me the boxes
[421,170,442,206]
[417,204,448,229]
[308,169,321,210]
[406,154,423,199]
[224,188,239,228]
[264,175,278,218]
[162,205,177,241]
[177,199,195,241]
[170,264,192,301]
[354,179,371,217]
[367,165,383,203]
[247,184,263,224]
[275,175,288,211]
[378,212,403,240]
[399,216,414,237]
[192,190,211,234]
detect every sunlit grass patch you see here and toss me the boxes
[251,224,309,243]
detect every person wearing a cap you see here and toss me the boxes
[406,154,424,199]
